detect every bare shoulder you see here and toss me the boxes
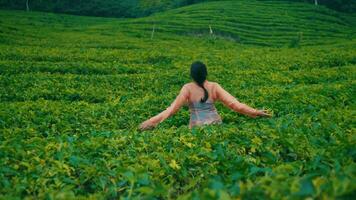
[183,82,194,88]
[181,83,193,92]
[208,81,221,88]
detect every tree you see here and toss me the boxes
[26,0,29,11]
[0,0,354,17]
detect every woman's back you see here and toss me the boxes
[188,98,222,128]
[139,61,271,130]
[184,81,218,103]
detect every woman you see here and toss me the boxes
[139,61,271,130]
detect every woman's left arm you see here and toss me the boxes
[214,83,271,118]
[139,85,189,130]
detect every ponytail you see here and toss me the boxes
[199,84,209,103]
[190,61,209,103]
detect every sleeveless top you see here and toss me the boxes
[188,99,222,128]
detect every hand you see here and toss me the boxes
[139,119,158,131]
[256,109,272,117]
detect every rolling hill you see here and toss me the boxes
[126,0,356,46]
[1,0,355,47]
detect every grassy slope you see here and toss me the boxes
[128,0,355,46]
[0,0,355,199]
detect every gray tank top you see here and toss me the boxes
[188,100,222,128]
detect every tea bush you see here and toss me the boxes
[0,0,355,199]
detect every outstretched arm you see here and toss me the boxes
[139,85,189,130]
[214,83,270,118]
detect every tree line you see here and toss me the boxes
[0,0,354,18]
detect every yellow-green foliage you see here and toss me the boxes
[0,0,355,199]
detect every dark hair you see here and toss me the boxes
[190,61,208,103]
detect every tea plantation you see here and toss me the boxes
[0,0,355,199]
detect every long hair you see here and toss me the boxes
[190,61,208,103]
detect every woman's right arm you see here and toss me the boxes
[214,83,270,118]
[139,85,189,130]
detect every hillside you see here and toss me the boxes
[1,1,355,47]
[126,0,356,46]
[0,0,355,199]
